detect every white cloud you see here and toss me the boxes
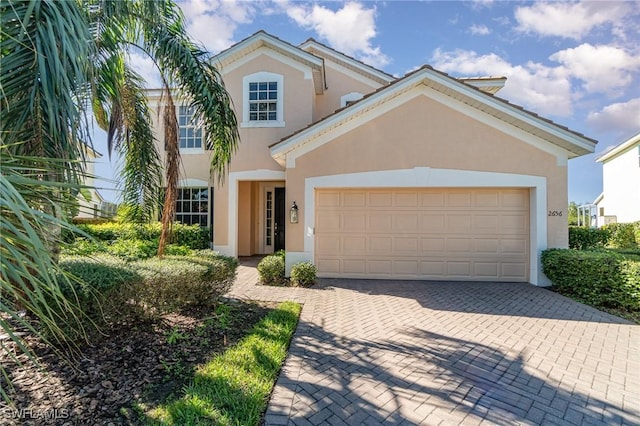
[127,52,162,88]
[431,49,573,117]
[550,44,640,95]
[514,1,631,40]
[180,0,256,53]
[587,98,640,136]
[285,2,389,68]
[469,24,491,36]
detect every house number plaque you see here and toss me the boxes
[548,210,563,217]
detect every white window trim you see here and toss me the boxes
[241,72,285,128]
[340,92,364,108]
[177,105,204,153]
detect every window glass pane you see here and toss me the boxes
[259,82,267,90]
[249,92,257,100]
[249,82,257,90]
[250,112,257,120]
[268,92,277,100]
[268,82,277,90]
[268,112,276,120]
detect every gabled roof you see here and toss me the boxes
[596,132,640,163]
[299,38,394,87]
[271,64,597,164]
[211,31,326,94]
[458,76,506,94]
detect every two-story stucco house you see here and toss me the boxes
[594,132,640,226]
[148,31,597,286]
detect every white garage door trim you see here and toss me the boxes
[285,167,549,286]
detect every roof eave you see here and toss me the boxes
[596,132,640,163]
[272,66,597,163]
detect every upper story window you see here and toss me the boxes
[242,72,285,128]
[178,105,203,152]
[249,82,278,121]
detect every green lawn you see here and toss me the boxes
[145,301,301,425]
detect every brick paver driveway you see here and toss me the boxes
[228,259,639,425]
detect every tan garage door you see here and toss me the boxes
[315,188,529,281]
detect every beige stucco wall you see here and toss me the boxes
[313,61,382,121]
[285,93,568,253]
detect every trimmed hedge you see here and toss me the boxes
[66,222,211,249]
[542,249,640,311]
[568,226,610,250]
[57,251,238,337]
[603,223,638,249]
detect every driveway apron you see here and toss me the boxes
[228,258,640,425]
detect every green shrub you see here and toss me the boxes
[56,252,238,337]
[107,238,158,261]
[132,251,237,313]
[57,255,144,333]
[68,222,211,250]
[61,238,108,256]
[568,226,610,250]
[172,223,210,249]
[257,254,285,286]
[290,262,317,287]
[542,249,640,311]
[604,223,638,249]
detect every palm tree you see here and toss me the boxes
[0,0,238,399]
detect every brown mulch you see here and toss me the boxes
[1,300,276,425]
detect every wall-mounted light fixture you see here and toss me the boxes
[290,201,299,224]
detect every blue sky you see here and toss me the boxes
[95,0,640,204]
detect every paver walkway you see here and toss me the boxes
[227,258,640,425]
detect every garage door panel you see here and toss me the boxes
[421,215,446,232]
[501,239,528,255]
[370,214,392,232]
[447,215,472,233]
[393,214,419,233]
[315,188,529,281]
[343,236,366,253]
[393,237,419,252]
[369,236,392,252]
[343,213,367,232]
[446,238,473,253]
[421,237,445,253]
[368,260,392,275]
[474,262,499,277]
[421,192,446,207]
[344,191,366,207]
[395,192,419,207]
[343,259,366,274]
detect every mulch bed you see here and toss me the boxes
[1,300,276,425]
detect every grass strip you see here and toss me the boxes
[146,301,301,425]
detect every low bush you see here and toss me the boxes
[56,251,238,337]
[542,249,640,311]
[69,222,210,250]
[57,255,144,334]
[132,252,238,313]
[290,262,317,287]
[603,223,638,249]
[257,254,285,286]
[568,226,610,250]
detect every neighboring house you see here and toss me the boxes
[594,132,640,227]
[75,144,105,219]
[148,31,597,286]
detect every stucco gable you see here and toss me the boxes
[299,38,394,88]
[271,65,597,166]
[212,31,325,95]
